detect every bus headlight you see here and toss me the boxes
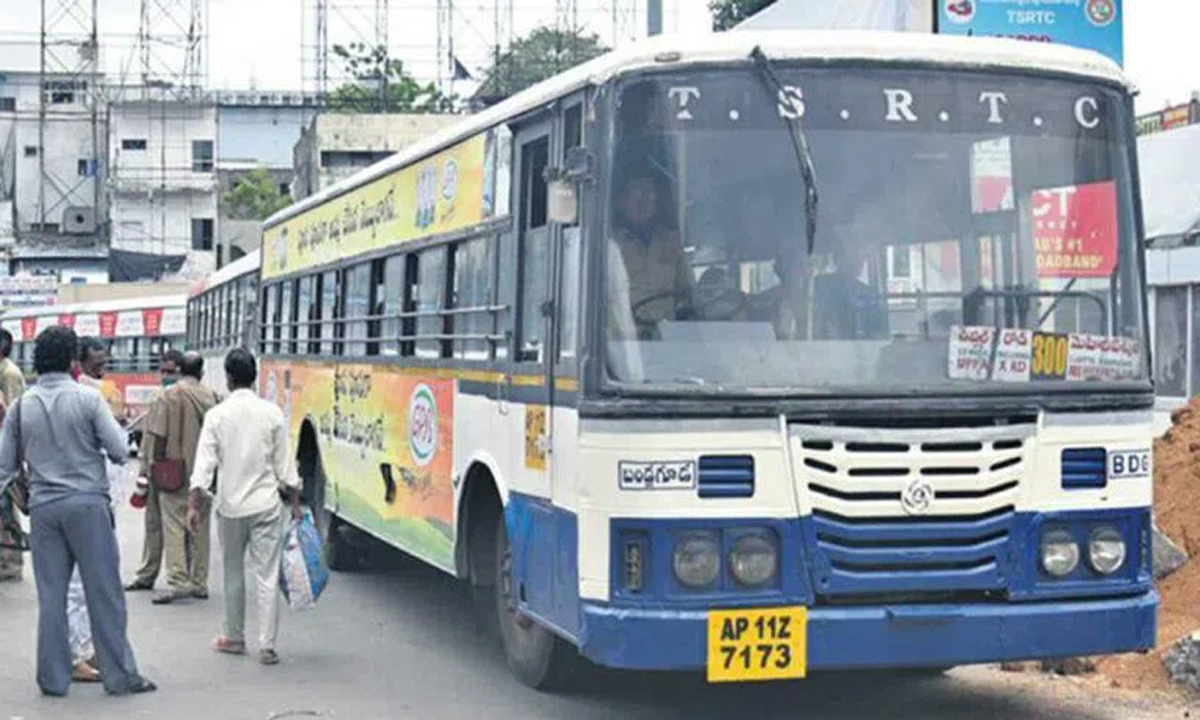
[1088,527,1126,575]
[673,533,720,588]
[1040,530,1080,578]
[729,534,777,586]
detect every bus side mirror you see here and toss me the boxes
[547,179,578,226]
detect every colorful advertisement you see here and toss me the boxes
[1031,181,1118,278]
[260,359,456,568]
[261,134,489,281]
[937,0,1123,67]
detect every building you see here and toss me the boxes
[0,43,109,283]
[214,91,320,268]
[1137,122,1200,434]
[292,113,458,201]
[106,96,219,280]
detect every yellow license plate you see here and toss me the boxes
[706,606,807,683]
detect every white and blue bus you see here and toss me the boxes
[253,30,1156,689]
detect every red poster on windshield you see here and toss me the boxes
[142,308,163,336]
[1032,181,1118,278]
[98,312,118,338]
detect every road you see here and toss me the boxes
[0,503,1191,720]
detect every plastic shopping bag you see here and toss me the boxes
[279,508,330,610]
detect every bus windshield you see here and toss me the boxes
[603,66,1147,394]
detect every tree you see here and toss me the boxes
[221,168,291,221]
[475,26,607,105]
[329,42,455,114]
[710,0,777,31]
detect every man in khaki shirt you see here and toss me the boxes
[140,351,219,604]
[0,328,26,582]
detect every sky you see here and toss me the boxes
[0,0,1193,114]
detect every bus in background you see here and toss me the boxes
[1,295,187,424]
[187,249,261,397]
[256,31,1155,689]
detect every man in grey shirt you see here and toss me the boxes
[0,325,156,697]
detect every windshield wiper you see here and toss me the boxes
[750,46,819,255]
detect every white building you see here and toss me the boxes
[0,42,108,282]
[107,97,218,279]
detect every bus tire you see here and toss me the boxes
[494,513,579,690]
[308,460,354,573]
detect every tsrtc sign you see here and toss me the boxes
[937,0,1123,68]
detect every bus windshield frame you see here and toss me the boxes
[594,62,1150,401]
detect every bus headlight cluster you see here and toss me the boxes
[671,531,779,588]
[1040,526,1127,578]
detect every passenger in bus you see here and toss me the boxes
[812,245,888,340]
[609,171,694,334]
[0,328,26,584]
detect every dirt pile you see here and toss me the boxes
[1096,398,1200,694]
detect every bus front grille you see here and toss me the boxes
[790,422,1033,599]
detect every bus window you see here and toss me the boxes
[345,263,371,357]
[558,226,581,361]
[320,270,338,356]
[495,231,515,361]
[296,275,313,355]
[225,283,236,347]
[280,280,295,354]
[416,247,447,360]
[401,255,418,357]
[453,237,492,361]
[367,258,386,356]
[382,256,405,357]
[517,134,550,363]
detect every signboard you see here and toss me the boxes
[261,132,495,281]
[1031,181,1118,278]
[937,0,1123,67]
[949,326,1141,382]
[0,275,57,309]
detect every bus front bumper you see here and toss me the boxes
[577,592,1157,671]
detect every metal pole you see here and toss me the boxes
[647,0,662,36]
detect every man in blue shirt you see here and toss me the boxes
[0,325,156,697]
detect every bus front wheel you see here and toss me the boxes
[494,514,579,690]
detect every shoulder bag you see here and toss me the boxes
[149,389,186,493]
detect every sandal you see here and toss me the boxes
[72,660,101,683]
[213,637,246,655]
[259,649,279,666]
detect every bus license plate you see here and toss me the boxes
[706,607,807,683]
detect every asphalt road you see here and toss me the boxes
[0,503,1191,720]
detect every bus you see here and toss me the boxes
[255,31,1156,689]
[187,249,261,396]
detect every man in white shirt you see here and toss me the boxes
[186,348,300,666]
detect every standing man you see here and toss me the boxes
[0,325,156,697]
[0,327,27,582]
[126,348,184,592]
[188,348,300,666]
[139,351,219,605]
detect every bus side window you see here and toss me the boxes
[402,254,419,357]
[382,255,405,357]
[453,236,493,361]
[296,275,313,355]
[517,134,550,363]
[416,246,448,360]
[367,258,386,356]
[558,102,584,362]
[320,270,338,356]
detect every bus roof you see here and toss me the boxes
[188,248,261,299]
[1,293,188,320]
[262,29,1132,232]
